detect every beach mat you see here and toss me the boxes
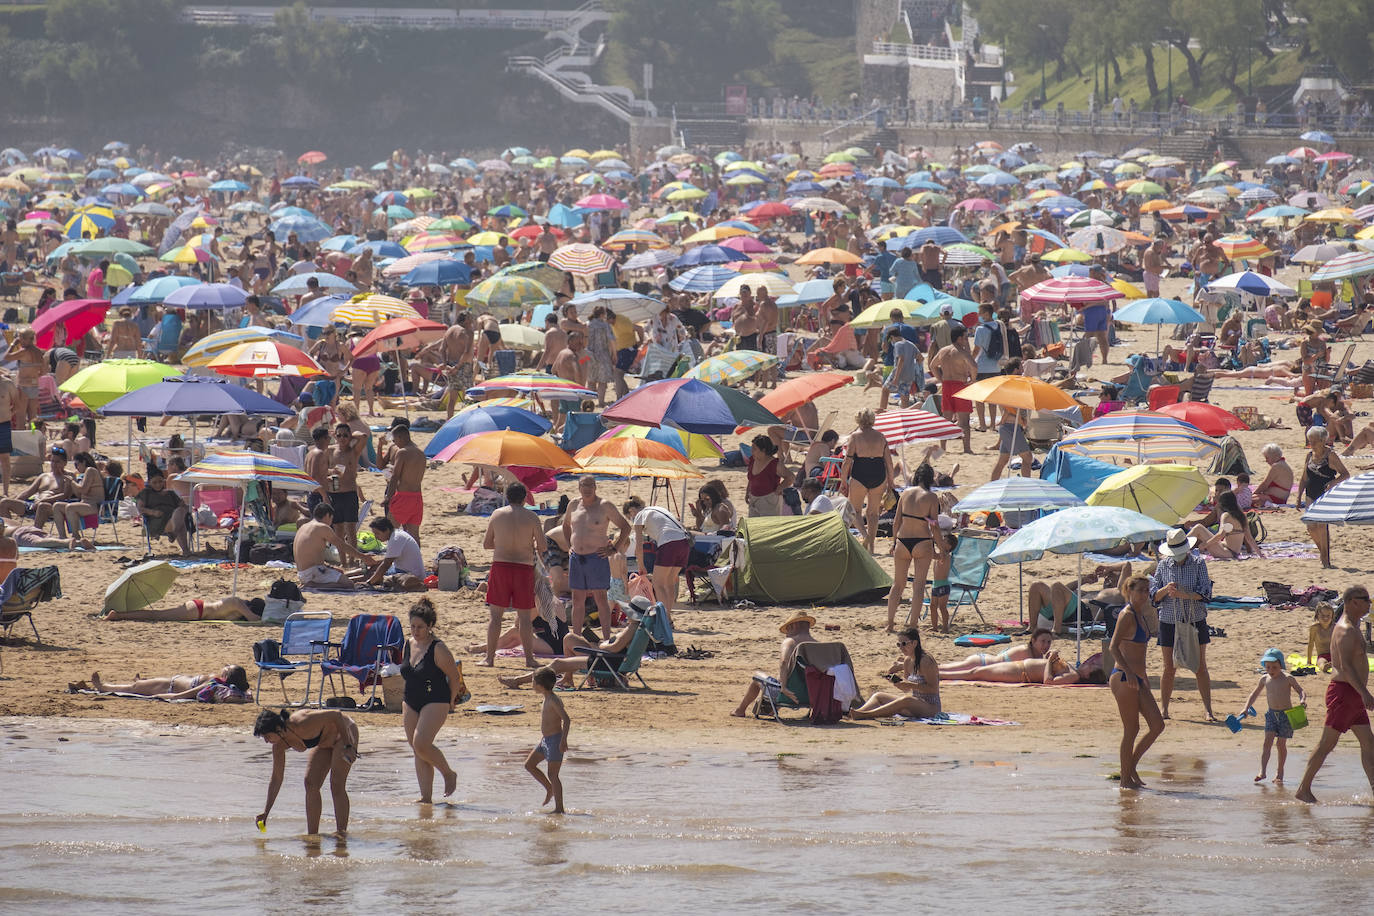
[886,712,1021,725]
[71,689,195,703]
[941,680,1107,688]
[18,545,122,553]
[1208,596,1266,609]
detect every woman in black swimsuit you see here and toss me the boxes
[1296,426,1349,568]
[841,408,895,551]
[887,463,946,633]
[253,707,359,836]
[401,598,464,803]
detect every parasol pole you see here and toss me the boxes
[127,416,133,478]
[1075,550,1084,665]
[1019,560,1025,624]
[394,343,410,423]
[232,484,246,596]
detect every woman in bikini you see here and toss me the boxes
[841,408,894,551]
[310,327,348,407]
[103,596,266,621]
[886,463,946,633]
[253,707,359,836]
[52,451,102,542]
[1296,425,1349,568]
[940,628,1053,678]
[946,651,1105,684]
[347,327,382,417]
[1187,491,1259,559]
[1298,321,1326,394]
[77,665,250,699]
[1109,575,1164,788]
[849,627,942,720]
[1253,443,1294,506]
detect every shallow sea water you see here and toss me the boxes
[4,717,1374,913]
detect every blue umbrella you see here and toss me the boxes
[424,406,552,457]
[1049,264,1092,279]
[209,179,251,193]
[129,275,202,304]
[85,168,116,181]
[287,294,350,328]
[904,179,945,191]
[1300,130,1335,145]
[281,175,319,188]
[975,171,1019,187]
[162,282,248,311]
[1266,154,1299,166]
[320,234,361,251]
[718,220,759,232]
[668,265,740,293]
[400,259,473,287]
[100,182,143,198]
[1037,195,1086,212]
[547,203,586,229]
[1302,471,1374,525]
[787,181,825,194]
[601,377,762,434]
[373,190,408,206]
[271,205,316,220]
[57,148,82,161]
[269,215,332,242]
[1113,298,1206,325]
[885,226,968,250]
[271,272,358,295]
[673,244,734,268]
[347,240,407,259]
[864,176,901,189]
[776,278,838,305]
[101,376,295,418]
[1207,270,1295,297]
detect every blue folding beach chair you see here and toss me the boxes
[928,529,1000,626]
[320,614,404,707]
[575,618,651,690]
[253,611,332,706]
[561,412,603,452]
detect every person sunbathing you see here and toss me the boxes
[944,649,1105,684]
[940,628,1053,678]
[848,627,942,720]
[104,595,266,621]
[0,519,93,552]
[74,665,250,700]
[1254,444,1294,504]
[1210,363,1302,387]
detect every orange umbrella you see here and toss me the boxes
[439,430,576,469]
[206,340,324,378]
[756,371,852,418]
[956,375,1078,410]
[351,317,447,358]
[795,247,862,266]
[571,437,702,480]
[1139,199,1174,213]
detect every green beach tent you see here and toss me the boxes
[732,513,891,604]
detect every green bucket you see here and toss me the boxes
[1285,705,1308,731]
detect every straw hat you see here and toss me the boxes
[1160,527,1196,561]
[778,611,816,633]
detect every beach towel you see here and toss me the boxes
[887,712,1021,725]
[953,634,1011,647]
[1206,596,1266,609]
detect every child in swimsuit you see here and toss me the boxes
[524,667,571,814]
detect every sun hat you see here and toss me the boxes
[778,610,816,633]
[938,302,954,316]
[1160,527,1196,560]
[1260,647,1285,667]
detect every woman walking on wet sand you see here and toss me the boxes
[1109,576,1165,789]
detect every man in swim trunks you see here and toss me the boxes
[104,595,267,621]
[0,369,18,496]
[1297,585,1374,803]
[928,325,976,454]
[732,285,759,351]
[303,425,331,516]
[481,481,544,669]
[563,476,630,642]
[1142,237,1169,299]
[327,422,368,546]
[383,424,426,543]
[439,312,475,419]
[917,239,946,290]
[292,503,367,590]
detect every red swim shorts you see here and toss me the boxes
[941,379,972,414]
[486,561,535,610]
[1325,680,1371,733]
[653,537,690,568]
[390,490,423,527]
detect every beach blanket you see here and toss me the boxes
[1083,551,1152,564]
[1207,596,1266,609]
[887,712,1021,726]
[1242,540,1316,560]
[18,545,122,553]
[167,558,235,569]
[71,689,194,703]
[941,680,1106,688]
[495,647,558,659]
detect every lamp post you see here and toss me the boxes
[1038,23,1049,104]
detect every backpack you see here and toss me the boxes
[983,320,1005,362]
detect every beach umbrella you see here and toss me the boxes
[1214,235,1272,261]
[271,272,357,296]
[673,244,736,269]
[398,259,472,287]
[757,372,852,421]
[102,559,179,614]
[436,429,576,469]
[912,296,981,323]
[1086,464,1210,525]
[1302,471,1374,525]
[603,424,723,461]
[161,282,247,311]
[1291,243,1348,265]
[424,406,552,458]
[176,449,318,593]
[668,265,740,293]
[1207,271,1295,297]
[869,408,962,445]
[269,215,331,242]
[683,350,778,385]
[1020,277,1122,305]
[330,295,422,328]
[568,288,664,323]
[604,228,668,250]
[205,340,324,378]
[989,505,1171,659]
[1311,250,1374,283]
[849,298,927,328]
[572,437,703,481]
[498,324,545,351]
[1153,402,1248,438]
[1059,410,1219,463]
[1066,227,1128,256]
[602,378,781,434]
[59,359,182,410]
[31,298,108,348]
[101,377,293,418]
[465,275,555,316]
[548,243,615,276]
[1113,297,1207,352]
[350,317,446,358]
[795,247,863,266]
[126,276,200,305]
[713,273,794,300]
[181,326,306,368]
[467,371,595,401]
[955,375,1078,411]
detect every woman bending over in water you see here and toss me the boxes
[253,707,359,836]
[74,665,250,701]
[939,629,1053,679]
[848,628,942,720]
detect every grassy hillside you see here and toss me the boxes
[1003,44,1305,111]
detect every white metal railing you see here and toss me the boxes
[180,5,602,30]
[871,41,957,61]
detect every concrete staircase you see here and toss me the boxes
[1153,132,1245,167]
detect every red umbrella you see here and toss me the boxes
[298,150,327,164]
[351,317,447,358]
[746,202,792,219]
[574,193,627,210]
[1154,402,1248,437]
[756,371,852,418]
[509,224,563,241]
[32,298,109,348]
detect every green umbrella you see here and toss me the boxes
[60,358,182,409]
[75,237,152,257]
[103,560,179,614]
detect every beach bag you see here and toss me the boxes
[1247,511,1266,544]
[262,597,304,624]
[804,667,843,725]
[1261,580,1295,606]
[1172,620,1200,672]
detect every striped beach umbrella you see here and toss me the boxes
[1310,250,1374,282]
[548,243,615,276]
[603,424,724,460]
[403,232,467,253]
[669,265,740,293]
[181,325,306,368]
[206,340,325,378]
[1020,277,1123,305]
[1302,471,1374,525]
[869,408,963,445]
[1214,235,1273,261]
[466,372,595,401]
[332,294,422,327]
[382,251,450,278]
[603,228,669,250]
[465,275,556,316]
[954,478,1084,514]
[1207,271,1296,297]
[437,430,576,470]
[572,437,703,480]
[351,317,446,358]
[683,350,778,385]
[1059,410,1219,463]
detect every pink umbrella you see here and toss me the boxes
[575,193,627,210]
[720,236,773,254]
[32,298,109,348]
[956,197,1002,212]
[1314,151,1353,162]
[867,408,963,445]
[1021,277,1123,305]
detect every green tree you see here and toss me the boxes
[1297,0,1374,80]
[1171,0,1266,97]
[607,0,782,99]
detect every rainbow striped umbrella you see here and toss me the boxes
[181,325,306,368]
[466,275,556,316]
[461,396,533,412]
[603,424,723,460]
[548,243,615,276]
[1214,234,1272,261]
[603,228,669,250]
[1058,410,1219,463]
[1311,250,1374,282]
[869,408,963,445]
[683,349,778,384]
[403,232,467,253]
[332,294,422,327]
[466,372,595,401]
[206,340,325,378]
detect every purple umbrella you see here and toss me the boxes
[162,282,248,310]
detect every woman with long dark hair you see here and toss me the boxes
[252,707,359,836]
[849,628,942,720]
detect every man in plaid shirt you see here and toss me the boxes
[1149,527,1217,722]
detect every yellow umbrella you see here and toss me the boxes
[1040,248,1092,263]
[1085,464,1210,524]
[683,225,748,243]
[957,375,1079,411]
[851,298,927,329]
[1111,278,1146,299]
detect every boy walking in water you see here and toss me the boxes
[1297,585,1374,803]
[526,667,571,813]
[1238,648,1305,784]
